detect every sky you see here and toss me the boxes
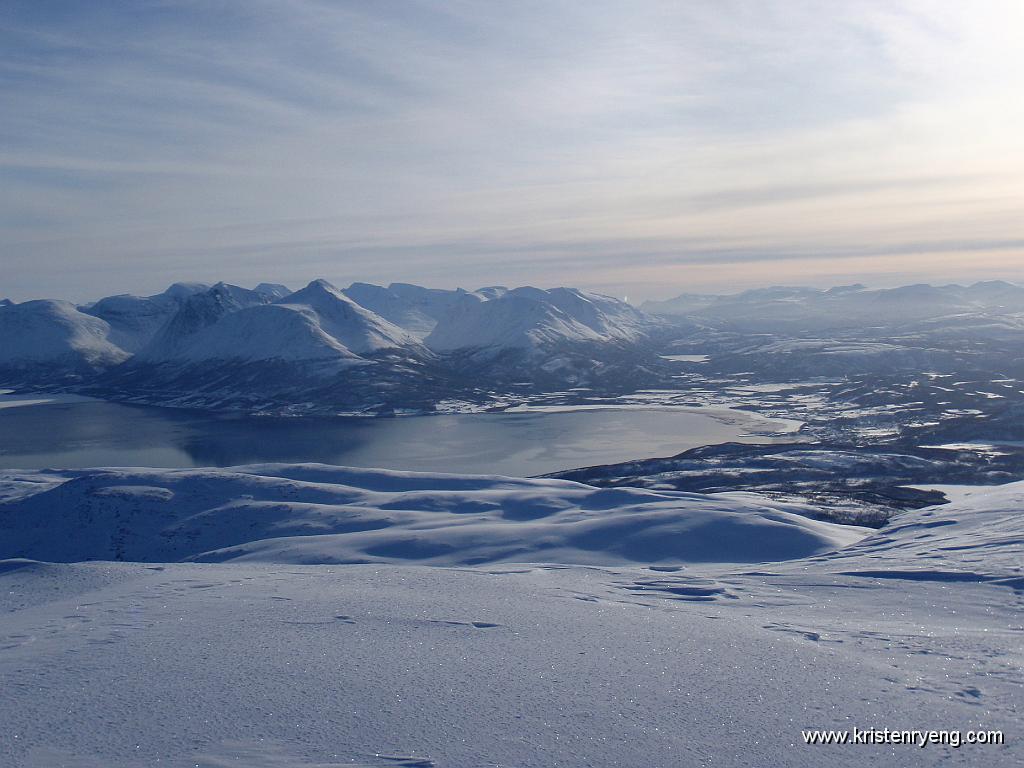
[2,0,1023,303]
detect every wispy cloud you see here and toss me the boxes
[1,0,1022,301]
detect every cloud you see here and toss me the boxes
[1,0,1023,301]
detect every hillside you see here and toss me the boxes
[0,467,1020,767]
[0,465,867,565]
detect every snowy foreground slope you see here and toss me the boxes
[0,467,1021,767]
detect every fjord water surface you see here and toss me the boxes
[0,398,786,476]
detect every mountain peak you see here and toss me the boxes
[425,287,649,352]
[162,282,210,300]
[254,282,291,300]
[306,278,340,293]
[280,279,421,354]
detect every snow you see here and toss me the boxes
[135,282,276,361]
[0,299,129,369]
[0,465,867,565]
[343,283,483,340]
[0,392,98,409]
[343,282,440,338]
[423,285,657,352]
[80,281,219,353]
[254,282,292,300]
[816,480,1024,579]
[5,274,1024,764]
[1,469,1021,766]
[423,290,622,354]
[278,280,422,354]
[511,286,651,342]
[161,303,362,363]
[131,280,421,365]
[660,353,710,362]
[921,442,1013,455]
[80,291,184,353]
[162,281,210,300]
[473,285,509,299]
[642,279,1024,333]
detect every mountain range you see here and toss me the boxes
[0,279,663,413]
[642,280,1024,333]
[5,277,1024,414]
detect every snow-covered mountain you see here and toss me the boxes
[535,287,651,342]
[425,287,652,353]
[475,285,509,300]
[279,279,421,355]
[342,282,484,339]
[7,276,1024,415]
[0,299,129,378]
[0,279,663,413]
[92,280,440,414]
[644,279,1024,378]
[643,280,1024,332]
[140,280,419,366]
[253,282,292,300]
[337,283,654,355]
[142,278,425,365]
[81,283,208,353]
[427,293,603,352]
[149,303,364,364]
[82,282,290,359]
[2,279,652,381]
[135,282,276,362]
[161,281,210,300]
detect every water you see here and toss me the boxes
[0,398,788,476]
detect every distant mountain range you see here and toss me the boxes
[640,280,1024,379]
[0,279,665,413]
[642,280,1024,333]
[4,278,1024,414]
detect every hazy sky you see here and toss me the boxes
[2,0,1023,302]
